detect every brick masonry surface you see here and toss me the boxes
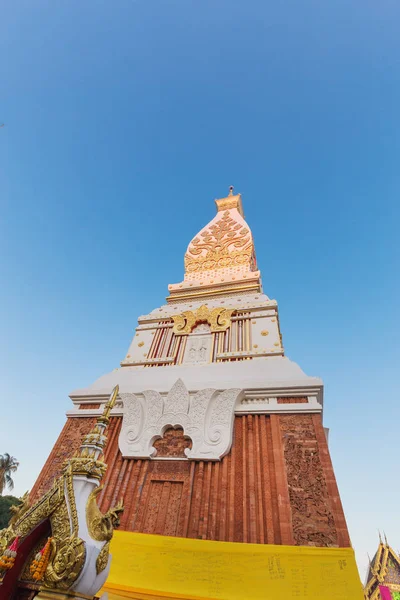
[31,413,350,547]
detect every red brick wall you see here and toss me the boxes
[30,413,350,548]
[30,417,95,501]
[311,414,350,547]
[97,415,290,544]
[279,414,350,547]
[277,397,308,404]
[153,427,192,458]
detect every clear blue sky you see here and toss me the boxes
[1,0,399,580]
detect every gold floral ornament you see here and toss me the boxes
[184,206,255,273]
[0,536,19,573]
[172,305,234,335]
[0,493,30,575]
[30,537,53,581]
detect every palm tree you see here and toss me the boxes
[0,454,19,495]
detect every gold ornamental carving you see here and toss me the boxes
[0,484,63,554]
[96,541,110,574]
[0,386,123,595]
[172,305,234,335]
[185,210,254,273]
[0,475,85,591]
[215,197,241,212]
[215,187,244,215]
[86,486,124,542]
[67,457,106,480]
[43,533,86,591]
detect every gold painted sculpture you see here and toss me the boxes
[172,304,234,335]
[86,487,124,542]
[0,385,124,598]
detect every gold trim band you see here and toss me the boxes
[166,284,261,303]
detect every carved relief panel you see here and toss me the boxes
[133,461,191,537]
[280,415,338,547]
[119,379,242,461]
[183,323,212,366]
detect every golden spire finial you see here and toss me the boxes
[228,185,234,196]
[101,385,119,422]
[384,531,388,546]
[69,384,120,478]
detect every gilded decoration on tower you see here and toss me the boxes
[171,304,234,335]
[184,210,253,274]
[183,187,256,276]
[214,186,244,214]
[167,187,261,302]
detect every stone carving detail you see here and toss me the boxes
[122,395,143,443]
[280,415,338,547]
[193,323,211,333]
[183,334,211,365]
[119,379,241,460]
[189,388,214,423]
[144,390,163,426]
[164,378,189,414]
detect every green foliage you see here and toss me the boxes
[0,453,19,494]
[0,495,21,529]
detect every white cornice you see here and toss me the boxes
[68,385,323,419]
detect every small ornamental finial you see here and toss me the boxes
[379,531,383,544]
[101,385,120,422]
[228,185,234,196]
[70,384,120,478]
[384,531,388,546]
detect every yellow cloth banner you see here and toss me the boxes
[101,530,364,600]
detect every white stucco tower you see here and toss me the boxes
[70,187,323,454]
[31,187,349,550]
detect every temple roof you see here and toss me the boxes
[365,537,400,599]
[168,187,261,302]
